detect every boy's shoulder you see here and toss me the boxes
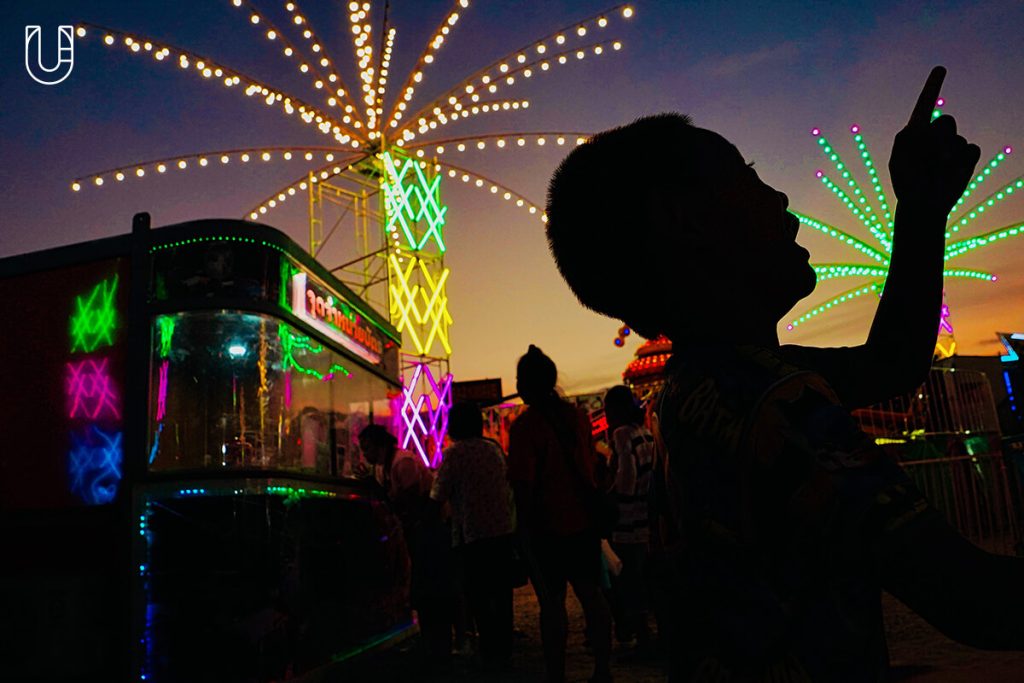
[658,344,839,455]
[661,344,819,410]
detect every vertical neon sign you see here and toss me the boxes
[398,361,452,468]
[66,274,123,505]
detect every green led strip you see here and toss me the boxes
[150,235,288,253]
[945,222,1024,259]
[788,281,882,329]
[948,151,1014,224]
[816,168,891,252]
[816,134,889,249]
[279,324,352,381]
[851,131,893,233]
[791,211,888,264]
[947,174,1023,236]
[792,121,1021,334]
[813,263,889,283]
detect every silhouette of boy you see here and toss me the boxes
[546,68,1024,681]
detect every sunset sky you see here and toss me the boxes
[2,0,1023,396]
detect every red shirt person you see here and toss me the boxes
[507,345,612,683]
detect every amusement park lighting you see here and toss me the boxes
[789,103,1024,331]
[71,2,628,467]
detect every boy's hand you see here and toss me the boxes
[889,66,981,217]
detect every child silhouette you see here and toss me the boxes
[546,67,1024,681]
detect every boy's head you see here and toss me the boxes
[546,113,816,340]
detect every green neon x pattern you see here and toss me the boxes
[381,152,448,253]
[70,275,119,352]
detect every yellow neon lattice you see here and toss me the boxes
[934,339,956,360]
[389,254,452,356]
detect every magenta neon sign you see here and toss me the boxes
[399,362,453,468]
[67,358,121,420]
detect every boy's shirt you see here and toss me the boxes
[655,344,931,682]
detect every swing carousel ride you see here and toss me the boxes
[788,102,1024,359]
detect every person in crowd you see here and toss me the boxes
[358,424,431,513]
[430,401,516,670]
[358,425,451,670]
[507,345,613,683]
[544,67,1024,681]
[603,385,656,654]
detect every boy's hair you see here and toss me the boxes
[546,113,697,338]
[448,401,484,441]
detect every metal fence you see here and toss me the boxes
[853,367,1023,555]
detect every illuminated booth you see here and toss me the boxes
[0,215,412,682]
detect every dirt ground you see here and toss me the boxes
[339,587,1024,682]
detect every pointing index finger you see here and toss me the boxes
[909,66,946,127]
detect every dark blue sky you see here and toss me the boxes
[2,1,1022,392]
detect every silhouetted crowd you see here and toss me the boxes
[358,345,663,682]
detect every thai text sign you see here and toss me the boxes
[290,271,384,365]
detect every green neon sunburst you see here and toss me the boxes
[788,110,1024,332]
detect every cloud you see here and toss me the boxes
[695,41,803,79]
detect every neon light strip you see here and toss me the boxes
[788,281,881,330]
[850,129,893,234]
[67,358,121,420]
[381,152,448,253]
[279,325,352,381]
[1000,333,1020,363]
[949,147,1015,221]
[387,254,453,356]
[945,223,1024,260]
[814,168,891,252]
[938,303,954,335]
[791,212,888,263]
[1005,370,1018,414]
[69,426,123,505]
[290,272,381,364]
[156,360,169,420]
[70,275,119,352]
[397,362,453,467]
[948,173,1023,235]
[157,316,175,358]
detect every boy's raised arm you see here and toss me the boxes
[781,67,982,408]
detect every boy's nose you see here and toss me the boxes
[778,191,789,210]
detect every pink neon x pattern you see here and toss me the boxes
[398,362,453,468]
[67,358,121,420]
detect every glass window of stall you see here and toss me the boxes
[148,310,398,477]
